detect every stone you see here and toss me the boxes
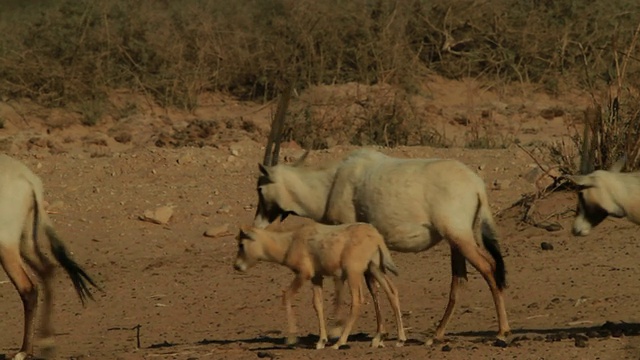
[203,224,232,238]
[140,206,174,225]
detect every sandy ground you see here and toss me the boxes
[0,77,639,360]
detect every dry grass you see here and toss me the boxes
[0,0,639,149]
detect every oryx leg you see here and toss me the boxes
[430,246,467,343]
[21,219,57,356]
[0,243,38,360]
[364,271,385,348]
[456,240,510,341]
[369,266,407,347]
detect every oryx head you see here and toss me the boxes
[568,156,626,236]
[254,152,310,229]
[252,82,310,228]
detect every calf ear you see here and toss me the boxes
[609,156,626,173]
[292,149,310,167]
[238,225,255,241]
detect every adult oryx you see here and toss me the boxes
[253,145,511,342]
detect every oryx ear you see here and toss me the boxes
[566,175,595,190]
[609,156,626,173]
[258,163,270,177]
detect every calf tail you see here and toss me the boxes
[477,194,507,290]
[32,189,101,305]
[378,243,399,276]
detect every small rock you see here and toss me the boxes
[478,164,486,170]
[203,224,231,238]
[540,242,554,250]
[217,204,231,214]
[140,206,174,225]
[586,330,599,338]
[574,334,588,348]
[114,132,132,144]
[493,339,508,348]
[542,223,563,232]
[492,179,510,190]
[441,344,452,351]
[177,155,193,165]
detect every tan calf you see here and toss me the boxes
[233,222,406,349]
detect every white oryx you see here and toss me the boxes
[0,154,99,360]
[253,147,511,343]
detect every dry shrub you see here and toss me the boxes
[1,0,639,113]
[551,23,640,174]
[283,84,447,149]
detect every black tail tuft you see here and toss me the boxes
[481,222,507,290]
[46,227,101,306]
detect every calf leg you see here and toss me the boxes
[432,246,467,342]
[329,275,346,338]
[364,271,386,348]
[282,275,306,346]
[0,245,38,359]
[332,272,363,349]
[369,266,406,347]
[311,276,328,349]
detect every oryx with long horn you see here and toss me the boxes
[252,89,511,344]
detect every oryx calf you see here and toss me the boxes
[0,154,99,360]
[233,222,406,350]
[568,158,640,236]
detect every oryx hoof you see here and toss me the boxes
[12,352,31,360]
[395,339,406,347]
[425,337,446,346]
[331,343,350,350]
[370,333,387,348]
[315,338,328,349]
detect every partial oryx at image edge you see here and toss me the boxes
[0,154,100,360]
[253,122,511,343]
[566,155,640,236]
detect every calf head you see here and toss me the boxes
[233,225,264,272]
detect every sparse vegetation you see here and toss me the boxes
[1,0,639,108]
[0,0,639,149]
[551,23,640,173]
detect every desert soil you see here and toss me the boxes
[0,77,638,360]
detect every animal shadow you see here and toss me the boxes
[454,320,640,345]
